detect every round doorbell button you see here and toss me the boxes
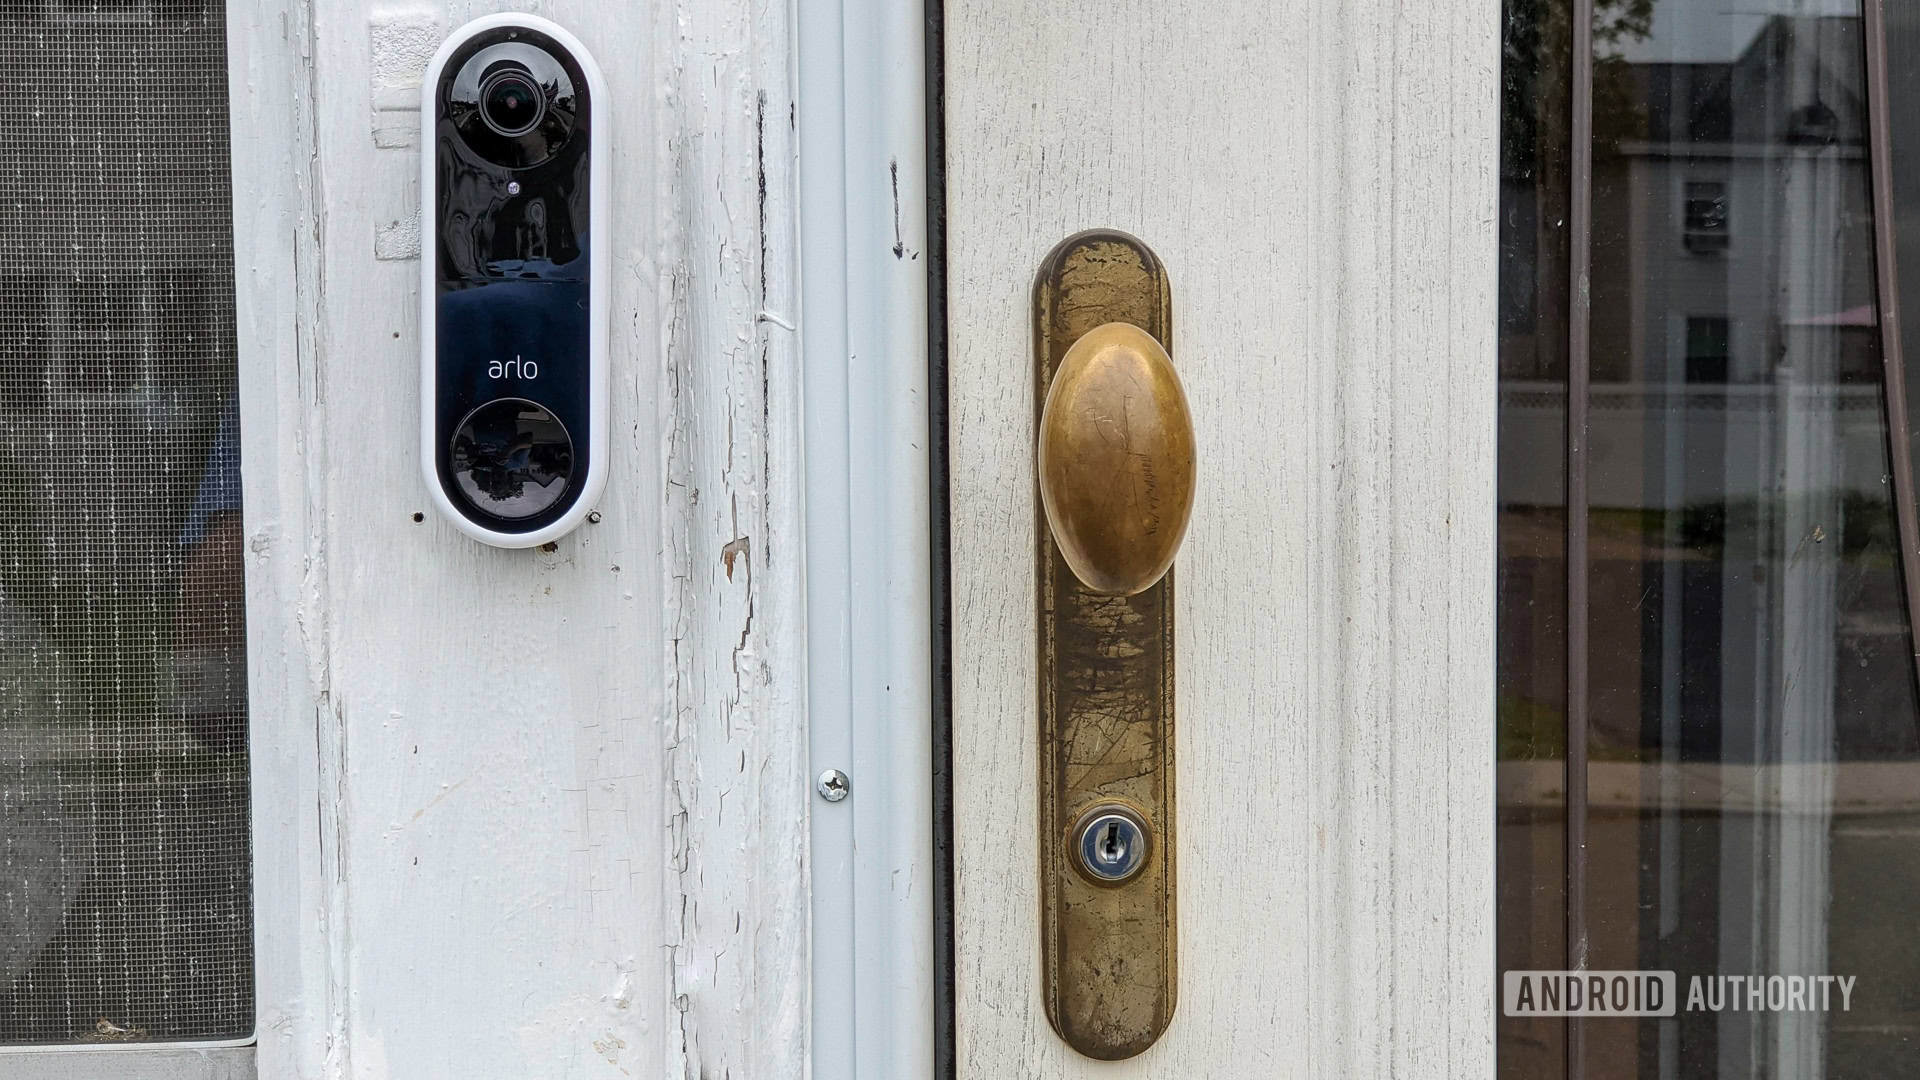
[449,398,574,521]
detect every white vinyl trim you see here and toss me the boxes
[797,0,936,1072]
[417,12,611,549]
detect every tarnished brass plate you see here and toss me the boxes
[1034,229,1177,1060]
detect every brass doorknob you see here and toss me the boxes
[1037,321,1196,596]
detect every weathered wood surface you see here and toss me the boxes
[945,0,1499,1074]
[229,1,806,1076]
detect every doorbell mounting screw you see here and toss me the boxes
[816,769,850,803]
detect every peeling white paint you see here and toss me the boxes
[230,1,808,1076]
[368,9,437,147]
[373,215,419,261]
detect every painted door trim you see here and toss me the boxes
[797,0,938,1073]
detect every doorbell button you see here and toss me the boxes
[422,14,608,548]
[449,398,574,521]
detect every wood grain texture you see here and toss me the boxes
[228,1,805,1076]
[945,0,1498,1074]
[226,2,338,1073]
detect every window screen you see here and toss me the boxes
[0,0,251,1046]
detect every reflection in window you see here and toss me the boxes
[1683,316,1728,383]
[1501,1,1920,1077]
[1682,180,1729,254]
[0,0,252,1046]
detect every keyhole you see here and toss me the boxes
[1072,806,1149,884]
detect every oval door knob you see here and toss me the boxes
[1038,321,1196,596]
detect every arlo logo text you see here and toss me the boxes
[488,355,538,379]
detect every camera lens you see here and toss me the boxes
[446,40,579,169]
[479,68,545,137]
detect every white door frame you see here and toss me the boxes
[223,1,855,1076]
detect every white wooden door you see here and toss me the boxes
[943,0,1500,1074]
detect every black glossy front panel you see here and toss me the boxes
[433,26,591,534]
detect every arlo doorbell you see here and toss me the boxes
[421,14,608,547]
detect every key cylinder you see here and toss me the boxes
[1071,805,1151,885]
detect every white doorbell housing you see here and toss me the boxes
[421,14,608,547]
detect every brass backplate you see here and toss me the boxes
[1034,229,1177,1060]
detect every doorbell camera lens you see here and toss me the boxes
[478,67,545,137]
[443,38,580,170]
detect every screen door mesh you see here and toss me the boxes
[0,0,252,1045]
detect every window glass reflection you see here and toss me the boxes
[1500,0,1920,1075]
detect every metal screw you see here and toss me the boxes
[587,510,603,524]
[507,180,522,195]
[816,769,850,803]
[1071,805,1150,885]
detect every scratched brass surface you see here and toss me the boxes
[1034,230,1178,1060]
[1038,321,1195,597]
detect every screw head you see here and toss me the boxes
[1070,804,1150,885]
[816,769,850,803]
[507,180,522,195]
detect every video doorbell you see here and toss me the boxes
[421,14,608,546]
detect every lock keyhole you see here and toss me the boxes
[1071,805,1150,885]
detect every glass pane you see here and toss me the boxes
[1501,0,1920,1075]
[0,0,252,1045]
[1499,0,1573,1071]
